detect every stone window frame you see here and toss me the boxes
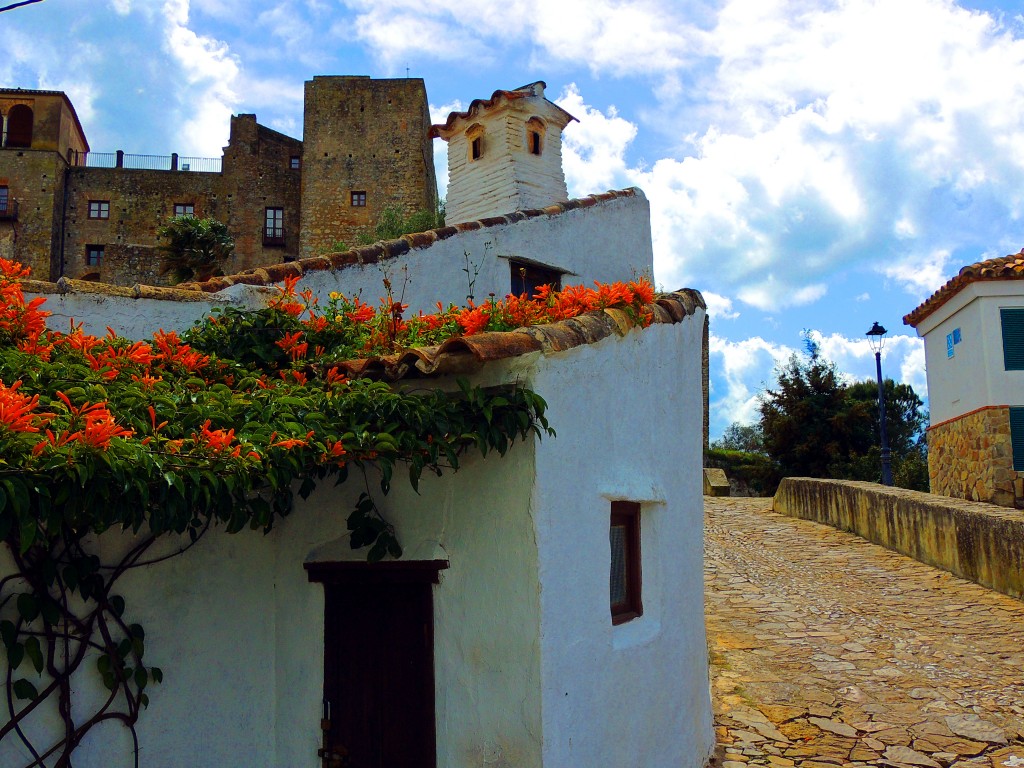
[173,203,195,218]
[610,500,643,625]
[85,244,104,267]
[525,117,546,156]
[264,206,285,245]
[87,200,110,220]
[350,191,367,207]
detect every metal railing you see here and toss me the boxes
[71,150,222,173]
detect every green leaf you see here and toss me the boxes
[16,593,39,623]
[12,678,38,701]
[24,636,43,674]
[8,642,24,669]
[0,620,15,651]
[110,595,126,618]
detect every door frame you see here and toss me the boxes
[305,559,448,766]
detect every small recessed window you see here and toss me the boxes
[529,131,542,155]
[264,206,284,245]
[0,186,9,217]
[85,244,104,267]
[510,260,562,299]
[351,191,367,207]
[290,156,300,170]
[88,200,109,220]
[471,136,482,160]
[173,203,194,217]
[610,501,642,625]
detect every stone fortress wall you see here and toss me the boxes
[0,78,437,286]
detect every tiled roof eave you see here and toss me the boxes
[316,290,705,383]
[904,250,1024,328]
[176,188,642,294]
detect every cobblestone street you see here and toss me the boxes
[705,497,1024,768]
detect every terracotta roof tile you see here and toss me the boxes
[429,82,576,138]
[22,277,222,302]
[315,289,705,382]
[904,249,1024,327]
[171,188,641,293]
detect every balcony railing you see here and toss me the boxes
[70,150,221,173]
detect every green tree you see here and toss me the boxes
[711,422,766,454]
[356,202,445,245]
[757,343,929,490]
[158,215,234,284]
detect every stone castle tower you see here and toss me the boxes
[431,82,576,225]
[300,76,438,258]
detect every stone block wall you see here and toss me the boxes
[300,76,437,258]
[0,149,67,280]
[927,405,1022,508]
[773,477,1024,600]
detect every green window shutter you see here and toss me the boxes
[1010,407,1024,472]
[1001,308,1024,370]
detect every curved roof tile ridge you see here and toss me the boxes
[177,188,643,294]
[904,248,1024,327]
[320,288,705,382]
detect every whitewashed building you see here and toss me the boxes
[904,249,1024,507]
[5,81,715,768]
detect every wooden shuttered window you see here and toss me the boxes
[1000,308,1024,370]
[1010,407,1024,472]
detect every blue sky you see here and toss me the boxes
[4,0,1024,438]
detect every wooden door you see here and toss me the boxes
[311,564,440,768]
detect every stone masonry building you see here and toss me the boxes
[0,77,437,286]
[905,249,1024,507]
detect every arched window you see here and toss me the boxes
[466,123,485,162]
[6,105,33,148]
[525,117,546,156]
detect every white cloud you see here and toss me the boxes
[338,0,701,76]
[429,101,464,202]
[709,333,794,428]
[879,248,956,300]
[161,0,240,156]
[557,85,638,196]
[703,291,739,321]
[110,0,132,14]
[856,292,870,302]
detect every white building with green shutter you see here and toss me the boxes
[905,249,1024,507]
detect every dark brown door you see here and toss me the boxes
[322,578,436,768]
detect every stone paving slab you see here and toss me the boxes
[705,497,1024,768]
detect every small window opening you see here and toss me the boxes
[290,156,300,170]
[173,203,194,218]
[6,105,33,148]
[85,244,104,267]
[88,200,110,220]
[530,131,542,155]
[351,191,367,207]
[610,501,642,625]
[511,260,562,299]
[471,136,482,160]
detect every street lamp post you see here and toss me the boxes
[866,321,893,486]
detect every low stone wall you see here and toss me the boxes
[927,405,1022,507]
[773,477,1024,600]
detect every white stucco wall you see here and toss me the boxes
[25,192,654,342]
[0,423,544,768]
[528,310,715,767]
[915,282,1024,423]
